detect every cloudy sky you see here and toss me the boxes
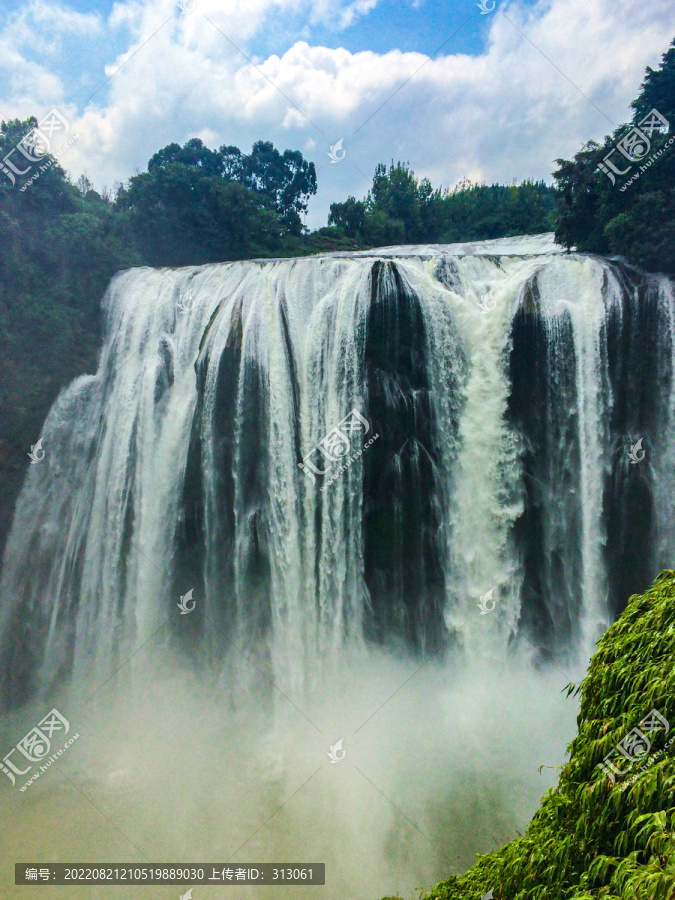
[0,0,672,226]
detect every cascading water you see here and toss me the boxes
[3,233,672,694]
[1,234,674,899]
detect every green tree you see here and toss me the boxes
[327,195,367,238]
[554,38,675,273]
[116,162,280,266]
[148,137,225,177]
[238,140,317,230]
[116,137,317,263]
[368,161,423,241]
[631,40,675,125]
[0,117,139,564]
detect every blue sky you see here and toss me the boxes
[0,0,672,226]
[2,0,541,61]
[248,0,522,59]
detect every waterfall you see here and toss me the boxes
[2,234,674,705]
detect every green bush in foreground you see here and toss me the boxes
[412,570,675,900]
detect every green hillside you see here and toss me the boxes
[399,570,675,900]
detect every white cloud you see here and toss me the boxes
[0,0,102,121]
[0,0,101,75]
[0,0,672,227]
[26,0,101,35]
[305,0,380,30]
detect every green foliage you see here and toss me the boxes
[416,569,675,900]
[328,195,368,238]
[631,43,675,127]
[553,38,675,273]
[118,137,317,263]
[116,167,281,266]
[237,140,317,217]
[0,116,141,559]
[329,163,557,246]
[602,190,675,273]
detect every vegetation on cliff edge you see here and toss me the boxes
[554,38,675,274]
[399,570,675,900]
